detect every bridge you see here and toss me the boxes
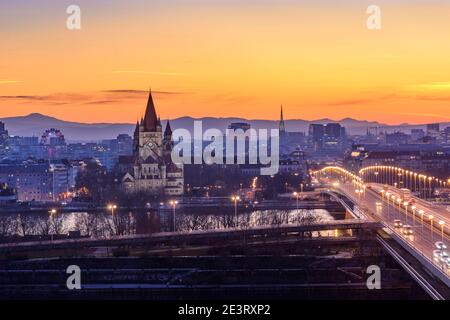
[312,165,450,299]
[0,219,379,255]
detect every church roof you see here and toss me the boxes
[164,120,172,136]
[134,121,139,136]
[143,90,158,131]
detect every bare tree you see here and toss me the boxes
[0,215,16,237]
[16,214,37,236]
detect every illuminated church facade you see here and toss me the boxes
[121,91,184,196]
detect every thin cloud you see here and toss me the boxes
[408,82,450,91]
[103,89,186,95]
[0,95,43,100]
[399,112,450,119]
[0,80,23,84]
[111,70,185,76]
[84,100,119,105]
[318,94,397,107]
[414,95,450,101]
[0,90,187,106]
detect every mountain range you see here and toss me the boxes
[0,113,447,142]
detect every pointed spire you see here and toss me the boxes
[143,89,158,131]
[134,120,140,136]
[164,119,173,137]
[279,105,286,133]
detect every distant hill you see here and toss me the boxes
[0,113,448,142]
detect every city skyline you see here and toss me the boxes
[1,0,450,124]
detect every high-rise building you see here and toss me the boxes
[0,122,7,135]
[427,123,440,137]
[121,90,184,196]
[309,124,325,149]
[228,122,251,131]
[0,122,9,156]
[0,161,53,201]
[325,123,342,139]
[411,129,425,141]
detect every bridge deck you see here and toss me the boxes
[0,219,380,254]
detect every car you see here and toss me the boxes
[376,202,382,207]
[435,241,447,250]
[440,251,449,264]
[402,225,413,236]
[394,220,403,228]
[433,250,442,259]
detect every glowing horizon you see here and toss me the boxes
[1,1,450,125]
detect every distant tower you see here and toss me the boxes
[163,119,173,159]
[279,105,286,135]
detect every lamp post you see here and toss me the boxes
[49,209,57,241]
[108,204,117,216]
[300,183,304,200]
[391,195,396,219]
[429,215,434,239]
[169,200,178,231]
[385,192,390,219]
[293,192,299,212]
[108,204,118,236]
[411,206,416,227]
[428,177,433,201]
[355,189,361,201]
[439,220,445,242]
[231,196,240,227]
[419,210,425,231]
[403,201,409,225]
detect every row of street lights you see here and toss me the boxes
[380,190,446,241]
[361,165,450,201]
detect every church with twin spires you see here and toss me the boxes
[121,90,184,196]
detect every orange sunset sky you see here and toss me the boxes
[1,0,450,124]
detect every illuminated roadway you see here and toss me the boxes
[314,167,450,294]
[337,182,449,264]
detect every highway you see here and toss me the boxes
[333,181,450,281]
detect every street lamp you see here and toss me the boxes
[231,196,240,227]
[403,201,409,224]
[428,177,433,201]
[293,192,299,211]
[439,220,445,242]
[411,206,416,226]
[418,210,425,230]
[108,204,117,216]
[428,215,434,239]
[169,200,178,231]
[49,209,57,241]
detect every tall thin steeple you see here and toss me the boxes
[164,119,173,137]
[279,105,286,134]
[134,120,140,136]
[143,89,158,132]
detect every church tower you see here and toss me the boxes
[138,90,163,160]
[163,119,174,160]
[122,89,184,197]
